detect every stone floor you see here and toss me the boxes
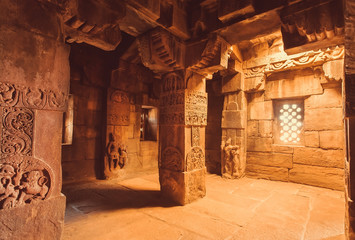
[63,172,345,240]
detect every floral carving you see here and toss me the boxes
[161,147,183,172]
[0,156,53,210]
[0,82,67,111]
[1,107,33,158]
[186,147,205,171]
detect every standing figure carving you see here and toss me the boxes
[107,133,126,171]
[221,138,241,179]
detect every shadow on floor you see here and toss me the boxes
[63,183,177,218]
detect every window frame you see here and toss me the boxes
[273,99,304,146]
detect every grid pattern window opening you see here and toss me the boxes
[279,103,303,144]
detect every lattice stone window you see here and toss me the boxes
[275,100,304,145]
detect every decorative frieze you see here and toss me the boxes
[0,82,67,111]
[0,156,53,210]
[1,107,34,158]
[244,46,344,78]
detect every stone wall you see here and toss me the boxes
[246,67,345,190]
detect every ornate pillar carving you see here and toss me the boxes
[159,70,207,204]
[0,0,69,239]
[138,27,233,204]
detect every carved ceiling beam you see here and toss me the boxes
[280,0,344,54]
[51,0,126,51]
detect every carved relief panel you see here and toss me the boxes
[161,147,183,172]
[0,155,53,210]
[185,90,207,126]
[107,89,130,126]
[1,107,33,158]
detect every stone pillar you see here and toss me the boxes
[104,88,131,178]
[220,72,247,178]
[0,1,69,239]
[159,71,207,205]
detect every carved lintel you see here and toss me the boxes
[243,46,344,79]
[0,82,67,111]
[0,156,53,210]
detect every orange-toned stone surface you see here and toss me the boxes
[63,173,345,240]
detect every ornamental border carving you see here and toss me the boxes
[244,46,344,78]
[0,82,67,111]
[1,107,34,158]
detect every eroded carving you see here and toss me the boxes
[0,82,67,111]
[161,147,183,172]
[186,147,205,171]
[1,107,33,157]
[191,127,200,147]
[107,89,130,126]
[0,156,52,210]
[221,138,241,179]
[185,91,207,126]
[106,133,127,171]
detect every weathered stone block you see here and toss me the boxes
[244,76,265,92]
[259,120,273,137]
[159,168,206,205]
[247,120,258,137]
[249,101,273,120]
[0,195,66,240]
[247,137,273,152]
[305,88,342,109]
[272,144,294,154]
[319,130,345,149]
[293,147,344,168]
[289,164,344,190]
[222,73,242,93]
[246,164,289,181]
[222,110,246,128]
[247,152,293,168]
[304,131,319,148]
[265,69,323,99]
[304,108,343,131]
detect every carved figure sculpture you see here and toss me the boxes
[0,161,51,209]
[106,133,126,171]
[222,138,241,179]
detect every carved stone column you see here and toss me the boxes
[221,71,247,178]
[0,1,69,239]
[104,88,131,179]
[159,70,207,204]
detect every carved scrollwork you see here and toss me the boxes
[186,147,205,171]
[0,82,67,111]
[244,46,344,78]
[161,147,183,172]
[1,107,33,158]
[0,156,53,210]
[191,126,200,147]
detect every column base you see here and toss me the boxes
[0,194,66,240]
[159,168,206,205]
